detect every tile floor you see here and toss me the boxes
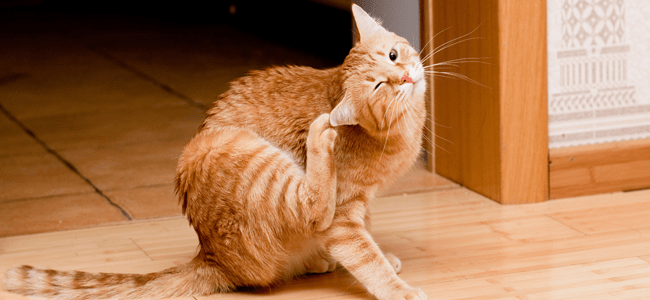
[0,8,455,237]
[0,8,342,237]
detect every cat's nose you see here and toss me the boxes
[401,71,413,84]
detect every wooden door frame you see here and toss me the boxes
[421,0,650,203]
[420,0,436,172]
[421,0,549,204]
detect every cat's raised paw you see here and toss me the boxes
[308,113,337,154]
[311,113,334,132]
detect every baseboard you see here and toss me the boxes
[550,138,650,199]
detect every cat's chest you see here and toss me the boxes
[335,128,422,192]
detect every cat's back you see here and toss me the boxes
[201,65,343,168]
[204,65,341,127]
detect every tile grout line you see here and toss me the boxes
[0,191,101,204]
[0,103,133,221]
[82,44,209,111]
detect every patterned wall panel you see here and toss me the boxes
[548,0,650,148]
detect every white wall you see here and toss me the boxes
[352,0,420,50]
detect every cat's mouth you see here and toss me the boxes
[401,74,413,84]
[402,63,424,86]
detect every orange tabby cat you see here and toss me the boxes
[3,4,427,300]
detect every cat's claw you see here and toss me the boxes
[385,253,401,273]
[379,287,427,300]
[396,288,427,300]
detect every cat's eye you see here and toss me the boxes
[389,49,398,62]
[374,82,383,90]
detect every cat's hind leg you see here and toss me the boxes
[303,246,337,274]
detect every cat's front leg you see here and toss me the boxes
[299,113,337,232]
[324,201,427,300]
[364,209,402,273]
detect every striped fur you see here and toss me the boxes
[3,5,427,300]
[3,115,338,299]
[200,5,428,300]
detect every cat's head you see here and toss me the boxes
[330,4,426,135]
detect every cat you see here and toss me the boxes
[3,4,428,300]
[3,114,339,299]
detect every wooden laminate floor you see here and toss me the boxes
[2,188,650,300]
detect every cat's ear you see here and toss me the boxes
[330,93,358,127]
[352,4,386,42]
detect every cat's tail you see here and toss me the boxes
[2,256,232,299]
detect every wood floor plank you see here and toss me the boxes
[548,199,650,235]
[402,230,650,284]
[2,188,650,299]
[566,286,650,300]
[418,258,650,300]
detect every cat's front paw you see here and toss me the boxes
[388,287,428,300]
[384,253,402,273]
[308,113,337,155]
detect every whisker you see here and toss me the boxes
[377,91,403,165]
[430,73,467,81]
[421,39,478,67]
[421,26,453,56]
[436,57,491,64]
[433,71,487,87]
[408,111,447,156]
[432,141,452,154]
[419,26,452,59]
[423,57,492,69]
[432,23,482,54]
[420,22,484,64]
[420,113,453,129]
[398,99,450,157]
[433,37,484,59]
[432,26,453,43]
[380,92,399,131]
[403,99,455,146]
[397,108,430,157]
[426,71,489,88]
[427,63,461,68]
[419,37,434,57]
